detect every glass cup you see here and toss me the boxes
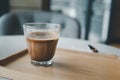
[23,23,61,66]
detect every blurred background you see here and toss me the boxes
[0,0,120,45]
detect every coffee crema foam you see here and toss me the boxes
[27,31,58,40]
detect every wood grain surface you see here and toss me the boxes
[0,48,120,80]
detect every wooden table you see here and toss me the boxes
[0,35,120,80]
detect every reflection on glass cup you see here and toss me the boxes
[23,23,61,66]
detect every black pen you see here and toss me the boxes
[88,45,99,53]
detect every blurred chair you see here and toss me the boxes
[0,11,81,38]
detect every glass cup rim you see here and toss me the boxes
[23,22,61,29]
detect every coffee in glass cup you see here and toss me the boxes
[23,23,61,66]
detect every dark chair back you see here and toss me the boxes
[0,11,81,38]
